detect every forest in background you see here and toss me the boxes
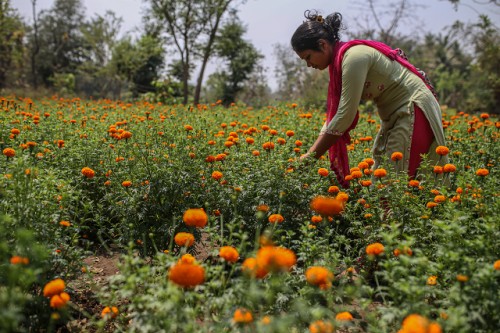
[0,0,499,113]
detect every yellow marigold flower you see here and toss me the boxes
[101,306,119,319]
[268,213,284,224]
[122,180,132,187]
[50,292,70,309]
[493,260,500,270]
[318,168,329,177]
[435,146,450,156]
[233,308,253,324]
[219,246,239,263]
[3,148,16,158]
[81,167,95,179]
[427,275,437,285]
[183,208,208,228]
[366,242,384,256]
[43,278,66,298]
[174,232,195,247]
[309,320,334,333]
[475,168,489,176]
[391,152,403,161]
[335,311,353,321]
[373,168,387,178]
[168,261,205,288]
[305,266,334,289]
[10,256,29,265]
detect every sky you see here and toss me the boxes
[11,0,500,90]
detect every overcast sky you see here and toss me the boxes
[11,0,500,90]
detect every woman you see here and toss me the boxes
[291,10,447,187]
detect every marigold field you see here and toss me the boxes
[0,96,499,333]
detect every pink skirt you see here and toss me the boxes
[408,105,435,178]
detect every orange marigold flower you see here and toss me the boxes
[310,196,344,216]
[121,131,132,139]
[435,146,449,156]
[360,180,372,187]
[242,257,267,278]
[268,213,284,224]
[122,180,132,187]
[183,208,208,228]
[101,306,119,319]
[399,314,435,333]
[393,246,413,257]
[427,275,437,285]
[493,260,500,270]
[262,141,275,150]
[434,195,446,203]
[233,308,253,324]
[286,130,295,137]
[305,266,334,289]
[184,125,193,131]
[366,242,384,256]
[295,140,303,147]
[456,274,468,282]
[391,152,403,161]
[309,320,334,333]
[373,168,387,178]
[252,150,260,156]
[245,137,254,144]
[59,220,71,227]
[168,261,205,288]
[311,215,323,224]
[364,157,375,166]
[219,246,239,263]
[433,166,443,174]
[318,168,329,177]
[211,171,223,180]
[328,185,340,193]
[174,232,195,247]
[426,201,438,208]
[475,168,489,176]
[256,246,296,273]
[43,278,66,298]
[277,137,286,145]
[480,113,489,119]
[443,164,456,173]
[81,167,95,179]
[336,192,349,202]
[358,161,369,169]
[10,256,29,265]
[256,204,269,212]
[50,292,70,309]
[335,312,353,321]
[3,148,16,158]
[408,180,420,187]
[350,170,363,179]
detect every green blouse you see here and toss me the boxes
[320,45,447,173]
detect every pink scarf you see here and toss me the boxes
[327,40,437,188]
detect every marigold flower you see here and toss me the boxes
[427,275,437,285]
[435,146,449,156]
[391,152,403,161]
[350,170,363,179]
[373,168,387,178]
[50,292,70,309]
[211,171,223,180]
[286,130,295,137]
[311,215,323,224]
[168,261,205,288]
[268,213,284,224]
[328,186,340,193]
[184,125,193,131]
[219,246,239,263]
[183,208,208,228]
[399,314,440,333]
[245,137,254,144]
[174,232,195,247]
[43,278,66,297]
[256,246,296,273]
[426,202,438,209]
[493,260,500,270]
[393,246,413,257]
[233,308,253,324]
[336,192,349,202]
[262,141,275,150]
[180,254,196,264]
[59,220,71,227]
[256,204,269,212]
[242,257,267,278]
[81,167,95,179]
[443,164,456,173]
[3,148,16,158]
[408,180,420,187]
[358,161,369,169]
[360,180,372,187]
[10,256,29,265]
[252,150,260,156]
[121,131,132,139]
[335,312,353,321]
[366,242,384,256]
[318,168,329,177]
[309,320,334,333]
[122,180,132,187]
[475,168,489,176]
[305,266,334,289]
[101,306,119,319]
[310,196,344,216]
[456,274,468,282]
[433,166,443,174]
[295,140,303,147]
[434,195,446,203]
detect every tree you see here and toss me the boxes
[147,0,241,105]
[0,0,25,89]
[209,19,262,106]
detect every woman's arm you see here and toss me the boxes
[301,132,341,160]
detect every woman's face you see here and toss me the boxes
[296,39,333,70]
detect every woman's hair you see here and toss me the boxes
[291,10,344,52]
